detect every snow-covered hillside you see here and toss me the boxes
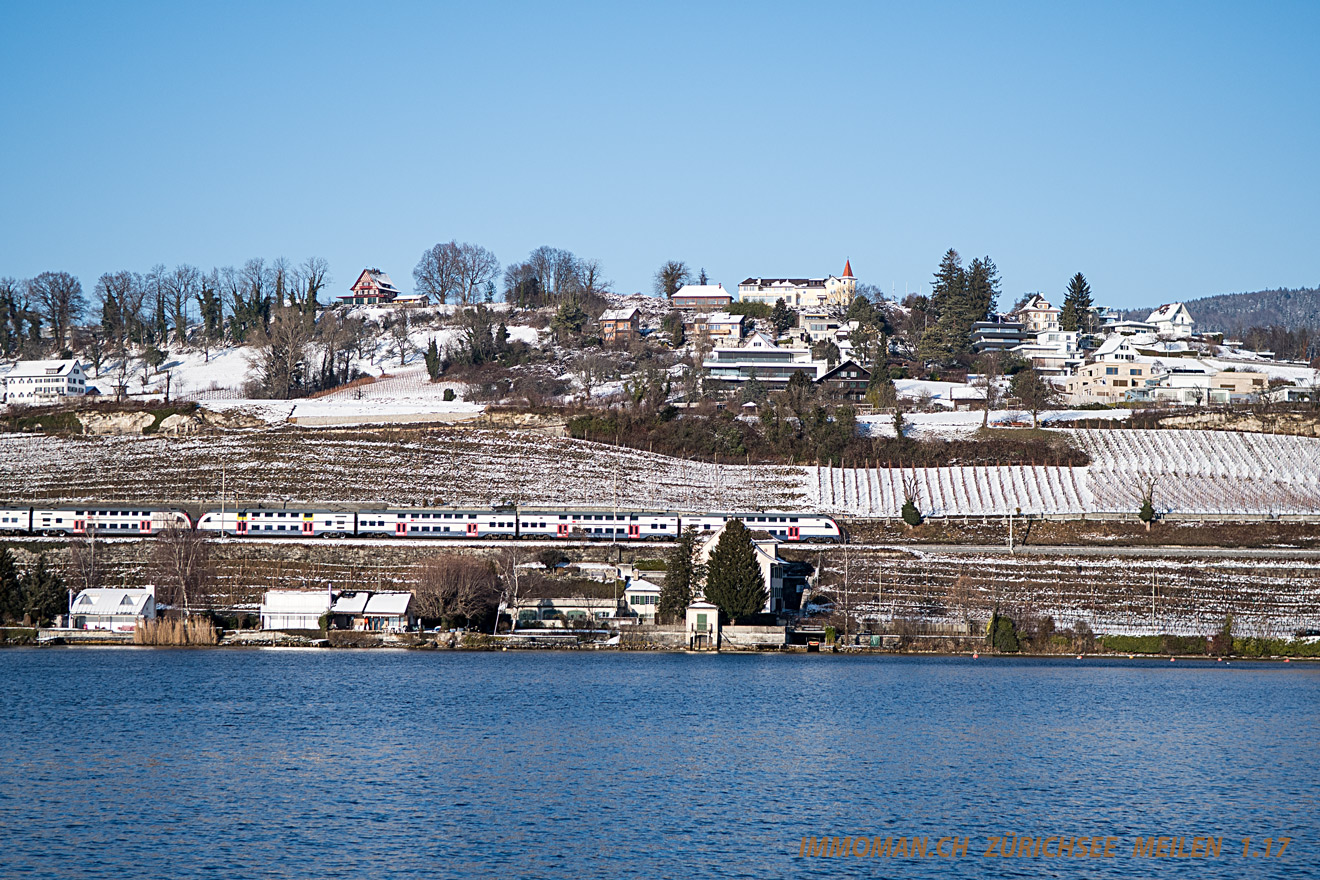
[806,429,1320,518]
[0,426,1315,519]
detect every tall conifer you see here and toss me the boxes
[703,520,766,621]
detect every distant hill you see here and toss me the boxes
[1123,287,1320,334]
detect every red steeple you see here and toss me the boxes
[842,259,854,278]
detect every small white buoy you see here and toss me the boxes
[1076,655,1083,660]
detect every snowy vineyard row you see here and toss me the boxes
[802,429,1320,517]
[1,427,1316,519]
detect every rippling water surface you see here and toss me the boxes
[0,649,1315,879]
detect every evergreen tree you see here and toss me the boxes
[21,554,65,626]
[917,249,964,365]
[1060,272,1093,332]
[658,527,701,621]
[424,338,442,379]
[919,250,1001,366]
[702,520,766,621]
[770,298,794,337]
[865,346,896,408]
[964,256,1000,331]
[0,548,22,623]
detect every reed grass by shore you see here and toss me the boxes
[133,617,218,646]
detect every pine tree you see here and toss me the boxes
[918,249,964,366]
[1060,272,1093,332]
[424,338,442,379]
[771,298,794,336]
[0,548,22,623]
[702,520,766,621]
[658,528,701,621]
[21,554,65,627]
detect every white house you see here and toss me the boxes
[70,587,155,632]
[738,260,856,310]
[328,590,415,632]
[1015,294,1061,334]
[511,596,619,627]
[1012,330,1081,376]
[2,359,87,404]
[1147,303,1194,339]
[703,332,826,387]
[260,589,331,630]
[671,284,734,310]
[622,577,662,622]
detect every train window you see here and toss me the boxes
[469,514,476,520]
[559,515,567,520]
[790,517,799,522]
[631,515,639,521]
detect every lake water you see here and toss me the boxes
[0,649,1315,879]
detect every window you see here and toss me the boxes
[1106,367,1118,375]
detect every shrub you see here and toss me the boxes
[901,499,922,527]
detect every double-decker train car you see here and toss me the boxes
[197,508,354,537]
[354,509,518,538]
[0,506,191,536]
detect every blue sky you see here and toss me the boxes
[1,1,1316,309]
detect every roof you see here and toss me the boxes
[72,588,153,616]
[260,590,331,615]
[842,259,854,278]
[817,359,871,382]
[704,312,745,324]
[599,307,640,321]
[329,592,370,614]
[393,291,430,302]
[329,590,412,616]
[5,359,83,378]
[673,284,731,298]
[363,592,412,616]
[740,277,827,289]
[1147,303,1190,323]
[624,578,662,593]
[351,268,400,294]
[1019,294,1059,313]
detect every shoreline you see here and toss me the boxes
[5,637,1315,662]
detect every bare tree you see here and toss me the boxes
[413,241,464,305]
[299,256,330,310]
[388,316,412,367]
[653,260,690,299]
[94,270,141,354]
[528,246,579,299]
[496,547,532,632]
[573,354,608,402]
[457,243,500,306]
[576,258,611,297]
[973,351,1005,428]
[165,264,200,345]
[1010,368,1059,428]
[1134,474,1160,530]
[68,527,105,593]
[28,271,85,350]
[152,527,214,612]
[251,305,317,398]
[412,555,499,624]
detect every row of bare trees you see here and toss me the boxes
[0,256,330,365]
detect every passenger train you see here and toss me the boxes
[0,505,842,542]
